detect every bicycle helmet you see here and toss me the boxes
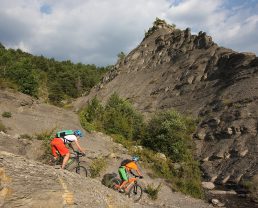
[132,156,139,162]
[74,129,83,137]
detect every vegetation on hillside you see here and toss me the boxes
[80,93,203,198]
[144,18,176,39]
[0,43,109,105]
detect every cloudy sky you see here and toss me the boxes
[0,0,258,66]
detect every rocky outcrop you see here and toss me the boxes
[0,151,151,208]
[73,20,258,191]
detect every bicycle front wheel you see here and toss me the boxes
[71,165,88,177]
[128,184,143,202]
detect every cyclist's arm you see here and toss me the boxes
[135,169,143,177]
[130,166,143,177]
[68,143,75,151]
[74,140,85,153]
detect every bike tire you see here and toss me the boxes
[128,184,143,202]
[71,165,88,177]
[110,178,121,189]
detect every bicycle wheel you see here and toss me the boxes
[110,178,121,189]
[128,184,143,202]
[71,165,88,177]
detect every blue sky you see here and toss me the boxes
[0,0,257,66]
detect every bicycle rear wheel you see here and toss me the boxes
[128,184,143,202]
[110,178,121,189]
[71,165,88,177]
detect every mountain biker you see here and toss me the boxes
[116,156,143,192]
[50,129,85,169]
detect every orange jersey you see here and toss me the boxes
[125,161,139,172]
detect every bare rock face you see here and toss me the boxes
[0,89,83,136]
[73,21,258,190]
[0,151,151,208]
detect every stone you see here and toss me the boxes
[227,127,233,135]
[155,152,167,161]
[201,182,215,190]
[131,146,143,151]
[108,152,116,158]
[197,128,206,140]
[239,149,248,157]
[222,175,230,184]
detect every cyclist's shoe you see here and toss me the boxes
[119,188,125,193]
[113,184,120,190]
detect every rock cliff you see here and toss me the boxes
[73,20,258,189]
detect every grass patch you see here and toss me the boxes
[19,134,33,140]
[2,111,12,118]
[145,183,162,200]
[89,157,107,178]
[0,78,18,90]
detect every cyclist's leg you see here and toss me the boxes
[118,167,129,189]
[62,152,70,169]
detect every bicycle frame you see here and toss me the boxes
[124,177,138,192]
[54,151,84,169]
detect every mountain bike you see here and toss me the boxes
[111,175,143,202]
[52,150,88,177]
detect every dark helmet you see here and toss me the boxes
[132,156,139,162]
[74,129,83,137]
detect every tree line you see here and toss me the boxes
[0,42,109,105]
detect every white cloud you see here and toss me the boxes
[0,0,257,66]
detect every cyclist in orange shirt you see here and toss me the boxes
[117,156,143,192]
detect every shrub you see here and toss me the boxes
[145,183,162,200]
[89,157,107,178]
[103,93,145,140]
[80,93,145,140]
[80,97,104,132]
[142,110,196,161]
[35,128,56,163]
[2,111,12,118]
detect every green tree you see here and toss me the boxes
[6,59,39,96]
[103,93,144,140]
[142,110,196,161]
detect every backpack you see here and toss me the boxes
[120,159,132,167]
[56,130,74,144]
[101,173,117,187]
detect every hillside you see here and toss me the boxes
[73,19,258,194]
[0,88,213,208]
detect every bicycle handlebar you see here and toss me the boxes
[73,150,86,157]
[131,174,143,179]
